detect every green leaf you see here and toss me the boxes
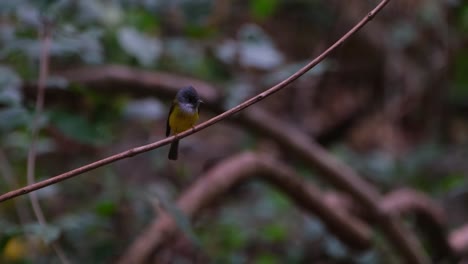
[24,223,60,244]
[441,173,466,191]
[268,188,290,210]
[126,8,159,32]
[451,51,468,99]
[117,26,161,66]
[0,107,28,132]
[153,192,201,248]
[199,223,247,254]
[254,252,279,264]
[95,200,117,217]
[0,66,22,106]
[250,0,279,20]
[220,224,247,250]
[459,4,468,32]
[49,110,111,146]
[184,24,216,39]
[261,223,286,242]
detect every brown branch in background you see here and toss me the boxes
[27,67,441,262]
[54,65,220,102]
[0,0,392,203]
[381,188,446,226]
[4,1,439,263]
[26,20,70,264]
[117,152,372,264]
[9,1,438,261]
[323,192,359,216]
[42,65,461,261]
[0,1,458,263]
[450,224,468,257]
[382,189,457,262]
[27,19,50,227]
[20,45,440,264]
[238,108,429,263]
[17,50,459,264]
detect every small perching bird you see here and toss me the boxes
[166,86,202,160]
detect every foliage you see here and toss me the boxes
[0,0,465,263]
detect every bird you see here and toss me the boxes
[166,86,202,160]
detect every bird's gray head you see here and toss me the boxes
[177,86,201,112]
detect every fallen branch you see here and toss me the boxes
[238,107,429,263]
[381,188,445,227]
[382,189,456,262]
[117,152,371,264]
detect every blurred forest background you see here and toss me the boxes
[0,0,466,263]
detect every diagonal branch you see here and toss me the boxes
[117,152,372,264]
[240,108,429,264]
[382,189,456,261]
[0,0,392,204]
[24,68,436,262]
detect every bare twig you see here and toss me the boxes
[0,0,392,204]
[27,20,51,227]
[26,21,70,264]
[118,152,372,264]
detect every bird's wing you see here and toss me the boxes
[166,102,175,137]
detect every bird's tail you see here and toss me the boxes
[168,140,179,160]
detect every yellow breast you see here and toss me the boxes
[168,105,199,134]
